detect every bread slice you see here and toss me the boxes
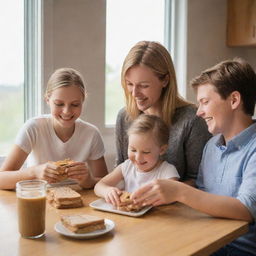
[61,214,105,233]
[117,191,142,212]
[47,186,83,209]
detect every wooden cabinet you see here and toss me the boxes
[227,0,256,46]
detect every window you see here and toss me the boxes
[0,0,41,156]
[0,0,24,155]
[105,0,165,126]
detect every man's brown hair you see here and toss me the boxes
[190,58,256,116]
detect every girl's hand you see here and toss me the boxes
[34,162,59,183]
[105,187,122,206]
[132,179,182,207]
[67,162,92,187]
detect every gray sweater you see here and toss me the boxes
[115,105,211,181]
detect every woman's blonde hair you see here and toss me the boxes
[127,114,169,147]
[45,68,86,99]
[121,41,190,127]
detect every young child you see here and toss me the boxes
[0,68,108,189]
[94,114,180,206]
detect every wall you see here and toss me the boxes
[186,0,256,102]
[43,0,106,126]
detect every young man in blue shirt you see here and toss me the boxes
[132,58,256,256]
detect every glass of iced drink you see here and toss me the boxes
[16,180,47,238]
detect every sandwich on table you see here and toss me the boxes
[47,186,83,209]
[61,214,106,233]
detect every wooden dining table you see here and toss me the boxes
[0,188,248,256]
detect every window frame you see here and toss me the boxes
[165,0,187,98]
[24,0,42,121]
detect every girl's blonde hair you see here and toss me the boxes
[127,114,169,147]
[121,41,191,127]
[45,68,86,99]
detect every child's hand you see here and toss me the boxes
[105,187,122,206]
[67,162,91,184]
[34,162,59,183]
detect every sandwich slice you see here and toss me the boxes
[50,159,75,181]
[61,214,105,233]
[117,191,143,212]
[47,186,83,209]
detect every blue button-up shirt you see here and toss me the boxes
[196,123,256,255]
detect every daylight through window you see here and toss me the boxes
[105,0,165,126]
[0,0,24,155]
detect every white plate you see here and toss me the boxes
[54,219,115,239]
[89,198,152,217]
[47,179,78,188]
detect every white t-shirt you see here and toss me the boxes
[15,115,105,167]
[121,159,180,192]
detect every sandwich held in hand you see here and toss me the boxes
[61,214,105,234]
[50,159,75,181]
[117,191,143,212]
[47,186,83,209]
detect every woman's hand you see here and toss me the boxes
[132,179,183,207]
[105,187,122,206]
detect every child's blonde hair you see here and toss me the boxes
[127,114,169,146]
[45,68,87,99]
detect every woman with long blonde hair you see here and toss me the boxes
[116,41,210,184]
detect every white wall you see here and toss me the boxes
[43,0,106,126]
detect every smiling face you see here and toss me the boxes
[196,83,235,138]
[46,85,84,130]
[128,132,166,172]
[125,65,167,115]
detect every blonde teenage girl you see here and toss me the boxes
[0,68,108,189]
